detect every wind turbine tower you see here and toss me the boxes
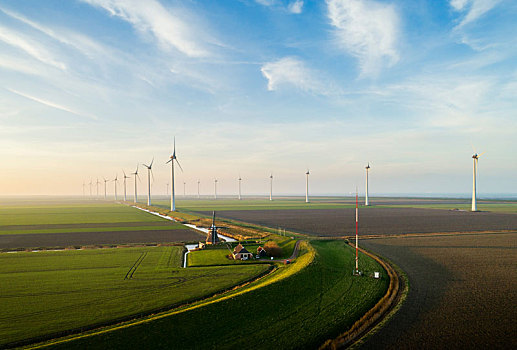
[96,178,100,198]
[82,182,86,197]
[103,178,108,199]
[238,175,242,200]
[89,180,92,199]
[214,179,218,199]
[166,183,169,196]
[166,138,183,211]
[132,165,139,204]
[123,171,130,201]
[471,151,483,211]
[197,179,200,199]
[183,181,186,196]
[269,174,273,201]
[305,170,310,203]
[365,163,371,206]
[113,174,118,201]
[142,158,154,206]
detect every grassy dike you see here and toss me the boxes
[44,240,388,349]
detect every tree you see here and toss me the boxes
[264,241,283,257]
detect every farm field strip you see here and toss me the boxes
[0,225,184,235]
[358,232,517,349]
[0,246,269,347]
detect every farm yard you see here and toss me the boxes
[201,207,517,237]
[358,232,517,349]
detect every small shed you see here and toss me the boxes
[256,246,268,258]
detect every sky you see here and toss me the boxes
[0,0,516,197]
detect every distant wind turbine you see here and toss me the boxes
[471,149,484,211]
[197,179,200,199]
[183,181,186,196]
[238,175,242,200]
[166,182,169,196]
[132,165,140,203]
[365,163,371,206]
[82,181,86,198]
[305,170,310,203]
[113,174,118,201]
[103,178,108,199]
[89,179,92,199]
[142,158,154,206]
[214,179,218,199]
[96,178,100,198]
[166,137,183,211]
[123,171,130,201]
[269,173,273,201]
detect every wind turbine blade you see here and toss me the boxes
[471,143,477,154]
[166,158,172,164]
[151,168,155,183]
[478,152,485,157]
[175,158,184,172]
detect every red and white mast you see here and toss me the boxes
[355,187,359,274]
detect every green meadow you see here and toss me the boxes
[0,246,269,347]
[51,240,389,349]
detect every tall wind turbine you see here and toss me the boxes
[113,174,118,201]
[214,179,218,199]
[103,178,108,199]
[471,150,484,211]
[131,165,139,203]
[166,138,183,211]
[142,158,154,206]
[365,163,371,206]
[197,179,200,199]
[269,174,273,201]
[238,175,242,200]
[123,171,130,201]
[305,170,310,203]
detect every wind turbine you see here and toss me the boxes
[89,179,92,199]
[96,178,100,198]
[123,171,130,201]
[197,179,200,199]
[269,173,273,201]
[305,170,310,203]
[103,178,108,199]
[471,149,484,212]
[166,182,169,196]
[214,179,218,199]
[183,181,186,196]
[238,175,242,200]
[82,182,86,198]
[131,165,139,203]
[113,174,118,201]
[166,137,183,211]
[142,158,154,206]
[365,163,371,206]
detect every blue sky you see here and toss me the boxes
[0,0,515,196]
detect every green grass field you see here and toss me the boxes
[0,246,269,346]
[49,240,388,349]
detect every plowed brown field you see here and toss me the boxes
[358,232,517,349]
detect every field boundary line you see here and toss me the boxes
[25,242,314,350]
[320,243,402,349]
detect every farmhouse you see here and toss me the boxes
[256,246,267,258]
[232,243,253,260]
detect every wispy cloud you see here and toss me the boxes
[81,0,210,57]
[6,88,97,120]
[0,25,66,70]
[261,57,334,95]
[450,0,502,28]
[326,0,399,77]
[288,1,304,14]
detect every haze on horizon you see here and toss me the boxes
[0,0,516,197]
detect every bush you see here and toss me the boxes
[264,241,283,257]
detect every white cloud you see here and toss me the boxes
[255,0,276,6]
[326,0,399,77]
[450,0,502,28]
[288,1,304,14]
[261,57,332,94]
[6,88,97,120]
[81,0,209,57]
[0,25,66,70]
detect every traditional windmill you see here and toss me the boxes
[206,211,224,245]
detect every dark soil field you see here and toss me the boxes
[358,232,517,349]
[0,229,204,250]
[208,208,517,237]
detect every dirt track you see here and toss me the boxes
[0,229,204,250]
[208,208,517,236]
[358,232,517,349]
